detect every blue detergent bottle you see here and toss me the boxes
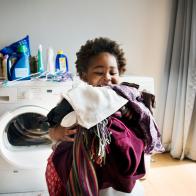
[55,50,69,72]
[7,45,31,81]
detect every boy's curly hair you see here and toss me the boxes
[75,37,126,77]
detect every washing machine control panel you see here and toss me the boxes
[17,87,45,100]
[0,80,73,103]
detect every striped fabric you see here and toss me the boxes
[46,129,99,196]
[66,129,99,196]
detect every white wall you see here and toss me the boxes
[0,0,172,120]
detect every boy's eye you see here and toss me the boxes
[110,72,118,76]
[94,72,104,76]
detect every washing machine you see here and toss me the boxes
[0,76,154,194]
[0,79,72,194]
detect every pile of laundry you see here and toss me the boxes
[45,81,165,196]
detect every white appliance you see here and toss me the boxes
[120,75,155,94]
[0,80,72,194]
[120,75,155,179]
[0,76,154,194]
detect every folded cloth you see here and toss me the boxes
[61,81,128,129]
[60,111,77,128]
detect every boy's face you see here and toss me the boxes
[82,52,120,86]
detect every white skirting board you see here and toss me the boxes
[0,191,49,196]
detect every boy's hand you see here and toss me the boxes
[49,125,77,142]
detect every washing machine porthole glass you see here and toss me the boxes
[6,113,52,146]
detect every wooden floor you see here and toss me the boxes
[141,153,196,196]
[1,153,196,196]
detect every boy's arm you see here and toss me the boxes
[47,98,73,127]
[47,98,77,142]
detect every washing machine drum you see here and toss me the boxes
[7,111,50,146]
[0,106,52,169]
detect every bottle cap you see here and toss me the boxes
[57,50,64,55]
[18,45,27,53]
[38,44,42,52]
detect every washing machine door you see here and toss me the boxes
[0,106,52,169]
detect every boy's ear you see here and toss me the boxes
[81,72,87,81]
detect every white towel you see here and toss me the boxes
[61,81,128,129]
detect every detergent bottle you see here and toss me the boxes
[46,47,55,74]
[7,45,31,81]
[37,44,44,73]
[55,50,68,72]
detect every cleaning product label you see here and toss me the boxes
[59,57,66,70]
[0,36,31,56]
[15,68,29,78]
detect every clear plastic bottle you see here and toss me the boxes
[2,55,8,80]
[46,47,55,74]
[0,53,3,79]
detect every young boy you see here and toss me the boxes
[49,37,126,143]
[46,37,146,196]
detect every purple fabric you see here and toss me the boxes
[52,142,73,191]
[96,116,145,193]
[112,84,165,154]
[52,116,145,194]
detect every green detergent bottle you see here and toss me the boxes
[37,44,44,73]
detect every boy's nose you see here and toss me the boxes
[102,73,111,84]
[98,73,112,86]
